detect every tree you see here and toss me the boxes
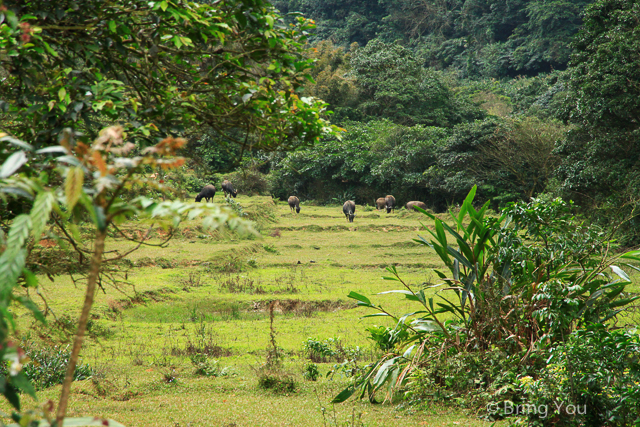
[0,1,340,423]
[479,117,566,200]
[555,0,640,244]
[0,0,338,155]
[349,39,483,126]
[1,127,251,424]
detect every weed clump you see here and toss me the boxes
[258,372,297,393]
[302,363,320,381]
[189,354,228,377]
[5,343,94,390]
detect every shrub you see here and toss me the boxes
[228,167,269,195]
[9,343,94,390]
[516,325,640,427]
[406,345,534,411]
[336,186,639,406]
[258,371,297,393]
[189,353,228,377]
[303,363,320,381]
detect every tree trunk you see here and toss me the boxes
[56,229,107,425]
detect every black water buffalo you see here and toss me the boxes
[376,197,386,210]
[288,196,300,213]
[343,200,356,222]
[406,201,427,211]
[195,185,216,202]
[385,195,396,213]
[221,180,238,198]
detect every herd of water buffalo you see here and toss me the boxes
[196,182,427,222]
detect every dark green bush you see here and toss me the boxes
[516,325,640,426]
[258,371,297,393]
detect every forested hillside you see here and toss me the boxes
[273,0,594,77]
[260,0,640,244]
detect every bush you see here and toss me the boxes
[303,363,320,381]
[406,347,530,411]
[336,186,639,406]
[9,343,94,390]
[258,370,297,393]
[516,325,640,427]
[189,353,228,377]
[228,167,269,195]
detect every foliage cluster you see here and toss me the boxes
[517,325,640,426]
[21,344,93,390]
[336,187,640,424]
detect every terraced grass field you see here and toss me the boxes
[11,194,511,426]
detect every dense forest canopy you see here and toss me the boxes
[273,0,595,77]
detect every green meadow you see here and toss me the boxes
[11,194,514,426]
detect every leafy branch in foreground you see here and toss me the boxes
[0,0,341,158]
[335,186,639,404]
[0,128,252,426]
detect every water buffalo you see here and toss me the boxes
[195,184,216,202]
[385,195,396,213]
[406,201,427,211]
[376,197,386,210]
[288,196,300,213]
[343,200,356,222]
[221,180,238,198]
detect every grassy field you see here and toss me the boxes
[9,194,518,426]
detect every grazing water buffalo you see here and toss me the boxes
[195,185,216,202]
[376,197,386,210]
[343,200,356,222]
[221,180,237,198]
[385,195,396,213]
[406,201,427,211]
[288,196,300,213]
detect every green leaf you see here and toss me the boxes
[30,191,55,240]
[265,15,274,28]
[434,220,447,247]
[42,41,59,57]
[361,313,391,318]
[0,249,27,291]
[65,166,84,211]
[58,87,67,102]
[21,269,39,288]
[0,151,28,179]
[411,319,441,332]
[331,386,356,403]
[447,246,473,270]
[0,135,32,151]
[373,357,398,388]
[10,372,36,399]
[610,265,630,281]
[15,296,46,324]
[347,291,371,305]
[2,380,20,410]
[108,20,117,33]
